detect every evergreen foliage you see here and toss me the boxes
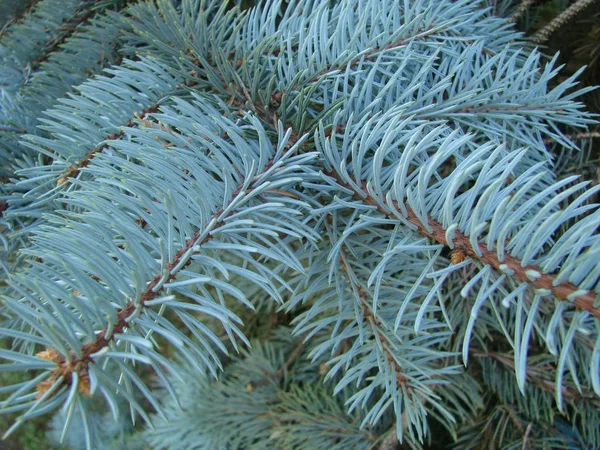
[501,0,600,168]
[1,0,599,448]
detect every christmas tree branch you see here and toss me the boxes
[543,130,600,145]
[474,350,600,405]
[338,248,409,386]
[36,143,305,397]
[28,1,103,70]
[0,0,44,37]
[532,0,599,44]
[55,104,160,187]
[221,51,600,319]
[510,0,536,23]
[325,168,600,318]
[192,6,600,323]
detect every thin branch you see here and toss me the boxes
[29,2,98,70]
[218,22,600,317]
[248,338,306,389]
[56,104,161,186]
[28,0,136,70]
[521,421,533,450]
[473,350,600,405]
[510,0,537,23]
[532,0,600,44]
[0,0,44,38]
[265,24,495,110]
[324,169,600,318]
[36,142,303,396]
[543,130,600,145]
[337,247,409,387]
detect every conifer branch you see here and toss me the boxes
[543,130,600,145]
[338,249,409,386]
[266,25,497,111]
[26,0,134,70]
[237,60,599,319]
[2,2,599,446]
[246,338,306,389]
[36,153,302,397]
[532,0,599,44]
[206,18,599,329]
[510,0,536,23]
[474,351,600,405]
[28,2,99,69]
[0,0,43,37]
[56,104,160,186]
[325,169,600,318]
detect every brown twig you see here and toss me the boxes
[543,130,600,146]
[337,248,409,387]
[0,0,44,38]
[473,350,600,405]
[324,169,600,318]
[531,0,600,44]
[510,0,537,23]
[247,338,306,390]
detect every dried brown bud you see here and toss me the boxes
[78,374,92,397]
[451,248,466,264]
[36,348,62,363]
[36,375,58,399]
